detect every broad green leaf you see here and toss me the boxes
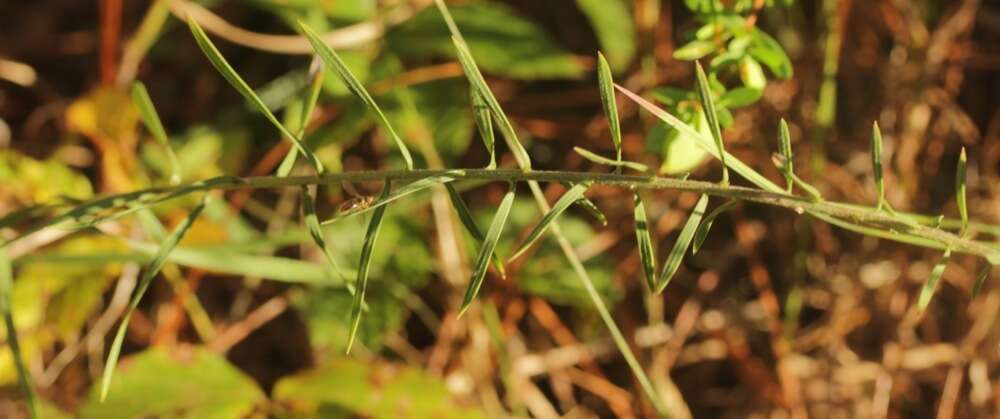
[82,347,264,419]
[918,249,951,312]
[186,19,324,173]
[131,82,182,184]
[651,113,711,175]
[301,187,348,282]
[460,184,515,316]
[573,147,649,172]
[971,266,990,298]
[101,197,207,401]
[298,21,415,170]
[470,89,496,168]
[633,193,656,290]
[748,28,793,79]
[0,247,39,419]
[347,181,392,354]
[510,183,590,261]
[871,121,886,211]
[388,3,583,79]
[322,172,461,224]
[692,199,738,254]
[739,56,767,90]
[445,183,505,277]
[718,87,762,108]
[450,36,532,169]
[596,52,622,162]
[656,194,709,293]
[956,147,967,235]
[674,40,717,61]
[695,62,729,184]
[577,0,636,72]
[273,357,486,419]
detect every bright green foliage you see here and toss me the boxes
[83,348,264,419]
[131,82,182,184]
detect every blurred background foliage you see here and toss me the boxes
[1,0,999,417]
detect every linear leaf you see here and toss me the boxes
[298,21,414,170]
[278,63,326,177]
[573,147,648,172]
[471,89,496,169]
[633,193,656,290]
[322,172,461,224]
[871,121,886,211]
[656,193,709,293]
[300,187,348,282]
[101,196,207,401]
[132,82,182,184]
[917,248,951,312]
[692,199,738,254]
[460,184,515,316]
[956,147,968,235]
[445,183,506,278]
[347,181,391,354]
[971,266,990,298]
[596,52,622,162]
[186,19,324,173]
[694,62,729,184]
[778,119,793,193]
[1,247,39,419]
[510,183,590,261]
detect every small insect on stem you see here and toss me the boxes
[338,181,377,214]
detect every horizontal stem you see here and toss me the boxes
[5,169,999,262]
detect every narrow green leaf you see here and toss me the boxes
[300,187,347,282]
[971,266,990,298]
[956,147,968,235]
[186,19,324,173]
[596,52,622,163]
[790,172,823,201]
[0,247,39,419]
[444,183,506,278]
[656,194,709,293]
[633,193,656,290]
[573,147,648,172]
[561,183,607,226]
[510,183,590,261]
[298,22,414,170]
[450,36,532,169]
[470,89,496,169]
[692,199,738,254]
[917,248,951,312]
[694,62,729,185]
[101,196,207,401]
[460,184,515,316]
[777,119,794,193]
[871,121,886,211]
[673,40,717,61]
[346,181,391,354]
[278,62,326,177]
[322,172,462,224]
[132,82,182,184]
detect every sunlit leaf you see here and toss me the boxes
[674,40,717,61]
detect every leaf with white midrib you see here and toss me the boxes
[445,183,506,277]
[917,248,951,312]
[633,193,656,290]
